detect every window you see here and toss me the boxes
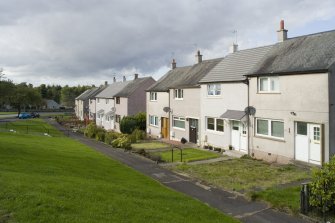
[207,118,215,130]
[258,76,279,93]
[150,92,157,101]
[115,115,121,123]
[256,118,284,139]
[206,117,224,132]
[297,122,307,135]
[116,97,120,104]
[313,127,320,142]
[106,99,109,104]
[174,89,183,99]
[173,116,185,129]
[207,84,221,96]
[149,115,158,126]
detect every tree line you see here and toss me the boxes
[0,79,92,114]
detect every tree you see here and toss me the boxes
[0,80,15,108]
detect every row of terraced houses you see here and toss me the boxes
[76,21,335,166]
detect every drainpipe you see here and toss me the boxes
[168,89,171,140]
[243,78,251,156]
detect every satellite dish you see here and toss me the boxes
[244,106,256,116]
[111,107,116,112]
[163,107,171,112]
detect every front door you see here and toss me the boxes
[161,117,169,139]
[295,122,321,165]
[189,119,198,144]
[231,121,247,153]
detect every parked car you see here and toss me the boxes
[18,112,31,119]
[30,112,40,118]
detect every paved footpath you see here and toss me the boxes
[49,120,311,223]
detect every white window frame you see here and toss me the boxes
[150,92,157,101]
[207,84,221,96]
[174,89,183,100]
[172,116,185,129]
[258,76,280,93]
[206,117,224,133]
[255,118,284,139]
[149,115,159,127]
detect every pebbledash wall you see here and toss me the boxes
[200,82,248,149]
[248,73,330,163]
[146,92,169,138]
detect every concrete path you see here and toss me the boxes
[49,119,310,223]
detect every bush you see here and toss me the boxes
[127,133,137,143]
[111,136,131,150]
[132,129,146,141]
[213,147,222,152]
[134,112,146,131]
[120,116,137,134]
[105,131,123,144]
[95,130,105,142]
[240,154,253,160]
[310,156,335,214]
[84,123,98,138]
[180,137,187,144]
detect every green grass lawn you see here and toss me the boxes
[0,131,238,223]
[152,148,221,163]
[0,119,64,137]
[131,141,170,150]
[250,186,301,214]
[173,158,310,192]
[172,158,310,213]
[0,112,17,115]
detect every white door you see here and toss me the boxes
[309,124,321,165]
[295,122,322,165]
[240,123,248,153]
[231,121,240,150]
[295,122,309,162]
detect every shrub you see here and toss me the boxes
[132,129,146,141]
[127,133,137,143]
[134,112,146,131]
[111,136,131,150]
[180,137,187,144]
[95,130,105,142]
[240,154,253,160]
[120,116,137,134]
[105,131,123,144]
[213,147,222,152]
[84,123,98,138]
[310,156,335,214]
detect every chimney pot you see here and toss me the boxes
[113,77,116,83]
[196,50,202,64]
[280,19,285,30]
[134,73,138,79]
[123,76,126,82]
[104,81,108,86]
[171,59,176,69]
[229,43,238,53]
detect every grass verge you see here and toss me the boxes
[152,148,220,163]
[0,130,238,223]
[131,141,169,150]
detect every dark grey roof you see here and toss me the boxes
[147,58,223,92]
[76,86,107,100]
[114,77,155,97]
[96,81,130,98]
[248,30,335,76]
[220,110,246,121]
[200,45,273,83]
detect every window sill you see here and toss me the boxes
[206,95,222,99]
[174,98,184,101]
[149,124,159,128]
[173,127,186,131]
[257,91,281,94]
[149,100,157,102]
[254,135,285,142]
[206,129,224,135]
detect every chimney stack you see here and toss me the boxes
[134,73,138,79]
[171,59,177,69]
[196,50,202,64]
[104,81,108,86]
[123,76,126,82]
[229,43,238,53]
[113,77,116,83]
[277,19,288,42]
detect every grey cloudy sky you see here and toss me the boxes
[1,0,335,86]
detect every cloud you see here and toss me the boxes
[0,0,334,86]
